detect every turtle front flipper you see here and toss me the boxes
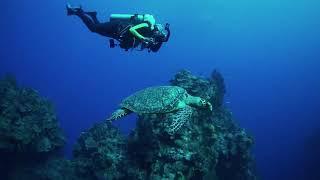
[166,106,193,135]
[107,108,132,121]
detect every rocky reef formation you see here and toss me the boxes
[121,70,256,180]
[9,157,78,180]
[73,122,127,180]
[0,75,65,179]
[0,75,65,153]
[0,70,257,180]
[170,70,225,109]
[67,70,256,180]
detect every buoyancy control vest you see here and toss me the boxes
[108,14,156,51]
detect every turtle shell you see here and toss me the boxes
[120,86,187,114]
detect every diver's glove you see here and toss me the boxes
[143,37,155,45]
[165,23,170,30]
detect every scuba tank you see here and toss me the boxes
[110,14,136,21]
[110,14,134,21]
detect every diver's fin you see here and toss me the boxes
[66,3,82,16]
[166,106,193,135]
[107,108,131,122]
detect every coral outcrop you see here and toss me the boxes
[0,70,257,180]
[120,69,256,180]
[0,75,65,179]
[9,158,78,180]
[0,75,65,153]
[70,69,257,180]
[73,122,127,180]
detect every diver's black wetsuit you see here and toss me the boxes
[75,11,119,38]
[75,10,154,50]
[70,8,170,52]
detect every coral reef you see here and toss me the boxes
[0,75,65,179]
[120,69,256,180]
[69,69,256,180]
[0,70,257,180]
[9,158,78,180]
[0,75,65,153]
[170,70,225,108]
[73,122,127,180]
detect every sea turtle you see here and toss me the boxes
[107,86,212,134]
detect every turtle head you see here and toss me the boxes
[186,95,212,111]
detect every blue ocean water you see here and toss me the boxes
[1,0,319,179]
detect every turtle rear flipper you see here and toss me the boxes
[107,108,132,121]
[166,106,193,135]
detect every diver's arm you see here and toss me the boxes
[164,28,170,42]
[129,23,149,40]
[163,23,171,42]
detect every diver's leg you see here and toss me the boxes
[66,4,98,23]
[66,4,100,33]
[67,5,121,39]
[85,11,100,24]
[77,13,100,33]
[93,22,118,37]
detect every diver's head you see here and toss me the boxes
[154,24,165,33]
[153,24,167,40]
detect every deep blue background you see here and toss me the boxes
[1,0,320,179]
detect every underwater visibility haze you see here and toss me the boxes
[0,0,320,179]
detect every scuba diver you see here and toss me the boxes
[66,4,170,52]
